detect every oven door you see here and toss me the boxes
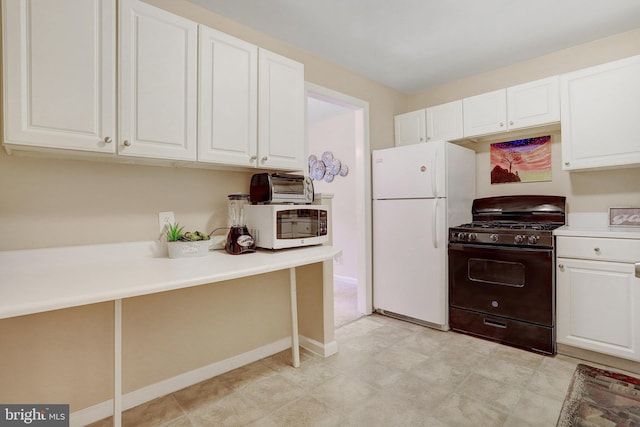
[448,243,554,326]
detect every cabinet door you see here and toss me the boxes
[394,110,426,146]
[119,0,198,161]
[560,55,640,171]
[556,258,640,361]
[3,0,116,153]
[426,101,463,142]
[507,76,559,130]
[462,89,507,137]
[198,26,258,166]
[258,49,305,171]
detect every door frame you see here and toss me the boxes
[305,82,372,315]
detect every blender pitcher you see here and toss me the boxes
[225,194,256,255]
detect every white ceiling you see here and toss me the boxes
[186,0,640,94]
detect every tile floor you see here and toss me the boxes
[333,279,363,328]
[89,313,600,427]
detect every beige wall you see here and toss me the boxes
[407,28,640,214]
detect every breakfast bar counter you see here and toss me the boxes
[0,241,341,427]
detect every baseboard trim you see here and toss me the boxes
[70,335,337,426]
[300,335,338,357]
[334,275,357,285]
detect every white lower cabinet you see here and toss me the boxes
[556,236,640,361]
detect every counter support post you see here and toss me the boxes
[289,267,300,368]
[114,299,122,427]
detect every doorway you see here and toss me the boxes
[305,83,372,327]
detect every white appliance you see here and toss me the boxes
[244,204,329,249]
[372,141,475,329]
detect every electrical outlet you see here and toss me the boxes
[158,211,175,234]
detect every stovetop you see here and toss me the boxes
[449,195,566,248]
[457,221,562,231]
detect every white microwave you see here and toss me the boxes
[244,205,329,249]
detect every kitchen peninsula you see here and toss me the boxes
[0,242,340,426]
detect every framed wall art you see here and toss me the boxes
[609,207,640,227]
[490,135,552,184]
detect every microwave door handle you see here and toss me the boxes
[432,198,438,249]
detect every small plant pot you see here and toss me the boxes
[167,240,211,258]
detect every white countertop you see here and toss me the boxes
[0,241,341,320]
[554,212,640,239]
[554,225,640,239]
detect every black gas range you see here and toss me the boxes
[448,195,566,354]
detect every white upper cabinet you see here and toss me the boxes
[119,0,198,161]
[3,0,116,154]
[394,100,463,146]
[507,76,560,130]
[560,55,640,171]
[198,26,258,166]
[426,100,463,142]
[463,89,507,137]
[463,76,560,138]
[394,110,426,146]
[258,49,306,171]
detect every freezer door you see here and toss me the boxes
[373,198,447,325]
[372,142,445,199]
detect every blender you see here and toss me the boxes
[225,194,256,255]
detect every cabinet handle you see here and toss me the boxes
[103,136,112,144]
[594,247,601,253]
[509,120,514,126]
[558,264,564,269]
[499,122,504,127]
[420,137,424,141]
[250,155,257,161]
[635,263,640,278]
[564,162,570,166]
[123,140,131,147]
[261,156,268,163]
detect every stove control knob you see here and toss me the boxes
[528,235,539,245]
[490,234,499,242]
[514,234,525,244]
[468,233,477,242]
[456,232,466,241]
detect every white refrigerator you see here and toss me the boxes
[372,141,476,329]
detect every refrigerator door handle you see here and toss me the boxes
[432,198,439,248]
[431,149,438,197]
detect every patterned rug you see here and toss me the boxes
[557,363,640,426]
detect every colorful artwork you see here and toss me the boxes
[490,136,551,184]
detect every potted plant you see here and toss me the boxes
[165,223,211,258]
